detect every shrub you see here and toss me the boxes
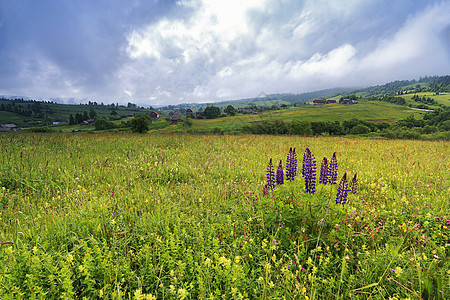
[131,115,151,133]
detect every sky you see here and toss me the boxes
[0,0,449,106]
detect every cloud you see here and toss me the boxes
[0,0,449,104]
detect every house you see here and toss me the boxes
[1,124,17,131]
[340,99,358,104]
[313,100,326,105]
[126,113,135,117]
[80,119,95,125]
[166,114,181,124]
[149,111,160,119]
[327,100,336,104]
[195,112,205,119]
[186,109,194,117]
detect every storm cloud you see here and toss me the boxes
[0,0,449,105]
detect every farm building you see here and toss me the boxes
[186,109,194,117]
[313,100,326,105]
[149,111,160,119]
[340,99,358,104]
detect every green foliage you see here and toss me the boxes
[204,106,221,119]
[94,117,116,131]
[131,115,151,133]
[289,120,313,135]
[224,105,237,116]
[349,124,371,134]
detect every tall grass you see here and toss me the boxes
[0,132,448,299]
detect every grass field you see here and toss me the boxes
[149,101,425,134]
[399,92,450,108]
[0,133,448,299]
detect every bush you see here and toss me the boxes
[349,125,371,134]
[131,115,151,133]
[94,118,116,131]
[289,120,313,135]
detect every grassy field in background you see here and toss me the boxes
[399,92,450,107]
[151,101,424,134]
[0,133,448,299]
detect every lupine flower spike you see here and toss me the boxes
[286,147,292,181]
[328,152,338,185]
[276,160,284,185]
[266,158,275,190]
[291,148,297,179]
[302,147,310,179]
[303,147,316,194]
[350,172,357,194]
[336,172,350,206]
[319,157,328,184]
[286,147,297,181]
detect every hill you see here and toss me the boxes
[0,75,448,139]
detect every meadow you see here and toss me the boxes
[0,133,449,299]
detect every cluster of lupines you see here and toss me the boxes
[265,148,357,204]
[286,147,297,181]
[302,147,316,194]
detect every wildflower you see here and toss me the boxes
[302,147,316,194]
[319,157,328,184]
[177,288,188,300]
[286,147,297,181]
[265,158,275,190]
[328,152,338,184]
[350,172,357,194]
[336,172,350,206]
[446,220,450,226]
[276,160,284,185]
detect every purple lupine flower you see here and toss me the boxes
[286,147,297,181]
[286,147,292,181]
[302,147,311,179]
[266,158,275,190]
[336,172,350,206]
[303,147,316,194]
[276,160,284,185]
[291,148,297,179]
[319,157,328,184]
[350,172,357,194]
[328,152,338,185]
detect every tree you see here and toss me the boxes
[89,108,97,119]
[75,112,83,124]
[110,110,117,116]
[204,106,221,119]
[69,114,75,125]
[83,111,89,121]
[131,115,151,133]
[224,105,237,116]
